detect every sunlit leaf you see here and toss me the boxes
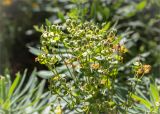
[131,94,152,110]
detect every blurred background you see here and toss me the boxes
[0,0,160,77]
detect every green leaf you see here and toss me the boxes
[3,73,20,109]
[8,73,20,98]
[112,0,124,9]
[37,70,54,79]
[45,19,52,26]
[13,69,27,96]
[0,76,5,104]
[90,1,95,18]
[33,80,46,107]
[131,94,152,110]
[58,12,65,22]
[28,46,42,56]
[33,25,44,32]
[67,8,79,20]
[104,7,110,17]
[136,0,147,11]
[136,88,149,101]
[99,22,111,34]
[113,36,122,45]
[150,84,159,104]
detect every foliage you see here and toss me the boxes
[0,69,54,114]
[131,81,160,114]
[0,0,159,113]
[36,18,151,113]
[65,0,160,77]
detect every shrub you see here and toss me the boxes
[36,18,151,113]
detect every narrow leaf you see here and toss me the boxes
[131,94,152,110]
[150,84,159,103]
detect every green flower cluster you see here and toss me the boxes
[36,19,142,113]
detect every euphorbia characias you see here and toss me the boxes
[36,18,151,113]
